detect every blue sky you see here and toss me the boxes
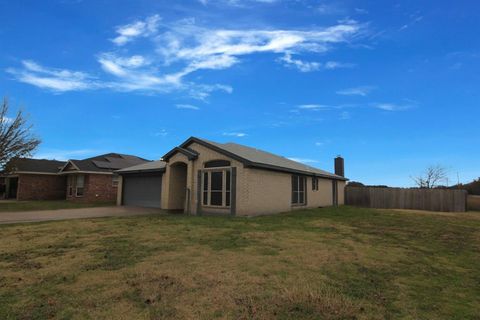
[0,0,478,186]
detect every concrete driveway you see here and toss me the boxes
[0,206,164,224]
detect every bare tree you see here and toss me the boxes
[412,165,448,188]
[0,98,41,170]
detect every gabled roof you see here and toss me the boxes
[164,137,347,181]
[61,153,149,173]
[116,160,167,174]
[6,158,66,174]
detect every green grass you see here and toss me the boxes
[0,200,115,212]
[0,206,479,319]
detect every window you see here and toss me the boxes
[67,175,74,196]
[204,160,231,168]
[76,175,85,197]
[112,174,120,187]
[202,169,231,207]
[312,177,319,191]
[292,175,306,205]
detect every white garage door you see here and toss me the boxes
[122,173,162,208]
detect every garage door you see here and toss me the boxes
[122,173,162,208]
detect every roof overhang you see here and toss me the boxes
[117,168,166,175]
[162,146,199,162]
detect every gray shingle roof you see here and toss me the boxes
[68,153,149,173]
[116,160,166,174]
[194,138,345,180]
[157,137,346,180]
[8,158,66,173]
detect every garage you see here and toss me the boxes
[117,160,166,208]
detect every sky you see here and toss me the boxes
[0,0,478,187]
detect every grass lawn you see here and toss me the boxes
[0,200,115,212]
[0,206,479,319]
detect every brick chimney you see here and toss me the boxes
[334,156,344,177]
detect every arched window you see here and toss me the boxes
[204,160,231,168]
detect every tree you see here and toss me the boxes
[0,98,41,170]
[412,165,448,188]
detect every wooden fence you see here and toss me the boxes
[467,195,480,211]
[345,187,467,212]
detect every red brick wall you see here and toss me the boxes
[66,174,117,202]
[17,174,66,201]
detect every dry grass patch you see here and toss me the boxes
[0,206,479,319]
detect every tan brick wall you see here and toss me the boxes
[235,170,341,216]
[17,174,66,201]
[66,173,117,202]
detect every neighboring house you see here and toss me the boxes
[0,158,66,200]
[58,153,149,202]
[1,153,149,202]
[116,137,347,216]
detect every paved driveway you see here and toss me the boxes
[0,206,164,224]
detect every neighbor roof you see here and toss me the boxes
[116,160,167,174]
[7,158,66,174]
[164,137,347,180]
[63,153,149,173]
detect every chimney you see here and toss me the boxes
[334,156,344,177]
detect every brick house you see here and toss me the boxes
[0,158,66,200]
[1,153,148,202]
[116,137,347,216]
[59,154,148,202]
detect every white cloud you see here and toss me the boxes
[373,103,411,111]
[287,157,318,164]
[7,60,97,92]
[297,104,329,110]
[112,15,161,45]
[222,132,247,137]
[8,16,364,99]
[336,85,375,96]
[279,53,322,72]
[153,129,168,137]
[176,104,200,110]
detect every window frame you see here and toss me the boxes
[201,167,231,208]
[112,174,120,187]
[312,177,319,191]
[292,175,306,206]
[75,174,85,197]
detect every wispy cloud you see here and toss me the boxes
[222,132,247,137]
[153,129,168,137]
[336,85,375,96]
[112,15,161,45]
[176,104,200,110]
[279,53,353,72]
[373,103,412,111]
[7,16,364,99]
[399,12,423,31]
[287,157,318,164]
[6,60,97,92]
[297,104,330,110]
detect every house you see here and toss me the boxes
[0,158,66,200]
[116,137,347,216]
[1,153,149,202]
[58,153,148,202]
